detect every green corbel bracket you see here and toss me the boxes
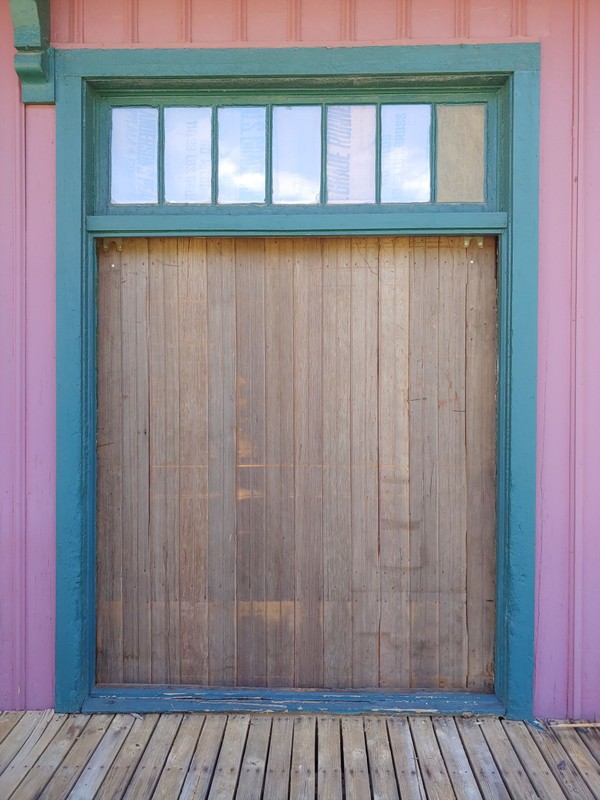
[10,0,55,104]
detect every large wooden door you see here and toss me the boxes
[96,235,496,690]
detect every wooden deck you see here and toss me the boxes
[1,712,599,799]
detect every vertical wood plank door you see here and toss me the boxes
[96,235,497,691]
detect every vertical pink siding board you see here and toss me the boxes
[301,0,343,41]
[246,0,289,42]
[355,0,398,41]
[408,0,455,40]
[137,0,185,44]
[82,0,130,44]
[578,0,600,721]
[0,0,26,711]
[24,106,57,710]
[191,0,237,44]
[469,0,513,38]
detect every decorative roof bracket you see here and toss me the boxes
[10,0,54,104]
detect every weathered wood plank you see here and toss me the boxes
[289,715,316,799]
[409,237,440,689]
[120,238,151,684]
[236,716,272,800]
[322,238,353,690]
[6,714,89,799]
[207,715,250,799]
[263,715,294,800]
[364,716,400,800]
[350,237,380,688]
[178,238,210,685]
[264,238,296,689]
[97,713,159,800]
[0,710,53,775]
[122,714,182,799]
[317,716,342,798]
[378,237,411,688]
[551,726,600,798]
[293,239,324,688]
[387,716,427,799]
[502,720,568,799]
[476,717,540,799]
[40,714,114,799]
[528,724,596,800]
[96,242,124,684]
[152,713,205,798]
[455,717,511,800]
[465,238,497,690]
[0,711,64,797]
[433,715,482,800]
[0,713,25,747]
[409,716,456,800]
[179,714,227,800]
[342,716,371,800]
[68,714,134,799]
[236,238,268,687]
[207,238,238,686]
[579,727,600,766]
[437,238,468,689]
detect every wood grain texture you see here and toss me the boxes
[96,235,496,690]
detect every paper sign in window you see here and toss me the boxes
[327,105,376,204]
[165,108,212,203]
[111,108,159,204]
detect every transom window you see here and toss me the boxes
[109,102,487,208]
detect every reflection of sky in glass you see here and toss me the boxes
[381,105,431,203]
[218,107,266,204]
[272,106,321,204]
[111,108,158,204]
[327,105,376,204]
[165,108,212,203]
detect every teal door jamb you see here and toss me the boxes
[55,44,540,718]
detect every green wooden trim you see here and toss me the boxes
[86,211,508,236]
[55,43,540,719]
[9,0,54,103]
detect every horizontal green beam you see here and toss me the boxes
[87,211,508,237]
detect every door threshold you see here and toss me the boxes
[83,686,505,716]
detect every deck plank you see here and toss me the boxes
[263,715,294,800]
[455,717,510,800]
[409,716,456,800]
[0,713,25,747]
[364,716,400,800]
[289,715,316,800]
[579,728,600,766]
[40,713,114,799]
[0,712,67,798]
[179,714,227,800]
[551,726,600,799]
[502,720,568,799]
[387,716,427,799]
[152,714,205,798]
[5,714,89,800]
[342,716,371,800]
[68,714,135,799]
[476,717,537,799]
[528,724,596,800]
[96,714,159,800]
[0,710,53,775]
[317,717,342,799]
[121,713,182,799]
[207,715,250,799]
[433,716,482,800]
[236,716,272,800]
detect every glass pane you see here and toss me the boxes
[381,105,431,203]
[327,105,376,204]
[218,107,266,204]
[272,106,321,204]
[111,108,158,204]
[436,104,485,203]
[164,108,212,203]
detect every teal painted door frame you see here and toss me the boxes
[55,44,540,718]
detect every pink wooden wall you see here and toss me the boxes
[2,0,599,718]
